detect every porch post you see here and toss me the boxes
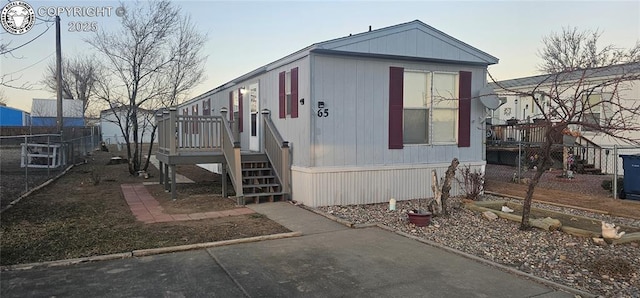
[221,162,227,198]
[169,108,177,155]
[159,161,164,184]
[170,164,177,200]
[261,109,270,153]
[164,163,170,191]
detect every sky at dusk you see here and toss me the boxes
[1,0,639,113]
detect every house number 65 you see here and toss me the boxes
[317,109,329,117]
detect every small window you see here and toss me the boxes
[582,94,602,130]
[285,71,292,116]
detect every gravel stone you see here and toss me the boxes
[316,196,640,297]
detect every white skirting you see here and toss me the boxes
[291,161,486,207]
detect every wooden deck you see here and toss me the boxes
[486,123,605,173]
[155,108,291,202]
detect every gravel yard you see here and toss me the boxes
[317,196,640,297]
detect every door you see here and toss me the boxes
[248,83,260,151]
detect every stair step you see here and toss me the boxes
[243,192,285,198]
[242,162,268,166]
[243,183,280,188]
[242,167,272,172]
[242,175,275,179]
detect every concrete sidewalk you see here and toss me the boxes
[1,202,581,297]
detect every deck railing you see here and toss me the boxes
[575,135,604,170]
[262,109,291,198]
[487,121,604,172]
[157,109,177,155]
[220,108,243,199]
[156,108,223,155]
[488,123,550,144]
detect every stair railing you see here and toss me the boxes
[220,108,243,200]
[156,108,178,155]
[575,135,603,171]
[261,109,291,198]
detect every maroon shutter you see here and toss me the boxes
[458,71,472,147]
[279,71,286,118]
[238,88,243,132]
[291,67,299,118]
[388,66,404,149]
[228,91,233,121]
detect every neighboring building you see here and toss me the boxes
[0,104,30,127]
[490,62,640,147]
[31,98,84,127]
[170,20,499,207]
[101,106,157,144]
[490,63,640,175]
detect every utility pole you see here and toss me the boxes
[56,15,63,132]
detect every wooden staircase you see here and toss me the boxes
[574,158,602,175]
[240,154,285,204]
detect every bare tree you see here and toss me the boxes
[0,88,7,105]
[494,28,640,230]
[538,27,640,73]
[41,55,102,116]
[87,0,206,175]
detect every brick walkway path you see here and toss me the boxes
[121,184,254,224]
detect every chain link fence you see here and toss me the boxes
[0,127,101,210]
[486,140,640,199]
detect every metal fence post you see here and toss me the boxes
[47,135,51,177]
[24,135,28,192]
[613,144,618,199]
[518,140,522,180]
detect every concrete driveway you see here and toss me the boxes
[1,202,576,297]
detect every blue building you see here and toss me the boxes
[0,105,30,127]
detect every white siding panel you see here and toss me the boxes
[292,161,485,207]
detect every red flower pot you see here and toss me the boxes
[407,211,432,227]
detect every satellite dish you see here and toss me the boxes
[479,87,501,110]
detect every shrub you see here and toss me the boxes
[457,165,484,201]
[90,167,102,186]
[601,177,624,192]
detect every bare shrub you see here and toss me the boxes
[457,165,484,201]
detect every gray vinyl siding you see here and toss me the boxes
[179,57,312,167]
[319,26,497,65]
[310,54,486,168]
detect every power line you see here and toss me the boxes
[1,22,53,55]
[0,20,51,35]
[3,51,55,76]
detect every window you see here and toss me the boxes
[431,73,458,143]
[402,71,458,144]
[279,68,299,119]
[582,94,601,130]
[285,71,292,115]
[203,99,210,116]
[403,72,430,144]
[192,105,199,134]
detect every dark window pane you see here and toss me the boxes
[403,109,428,144]
[251,113,257,136]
